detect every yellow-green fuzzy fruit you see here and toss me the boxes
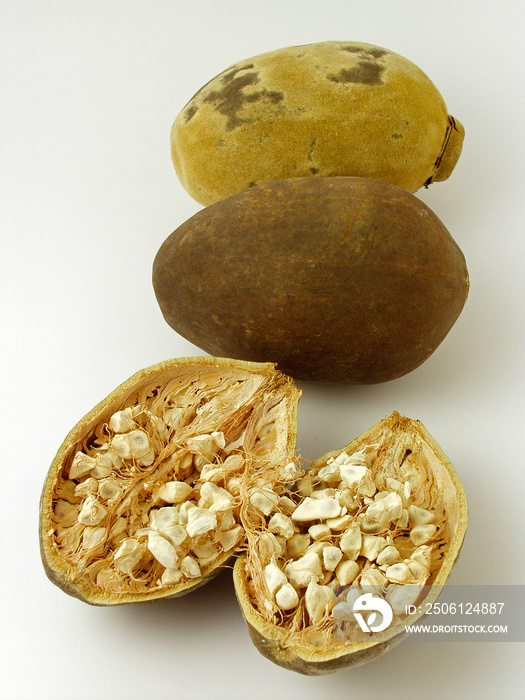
[171,41,464,205]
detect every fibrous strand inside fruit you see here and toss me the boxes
[49,366,298,597]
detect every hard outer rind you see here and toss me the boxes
[153,177,469,383]
[233,412,468,675]
[40,356,300,606]
[171,40,464,205]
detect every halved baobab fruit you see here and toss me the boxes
[233,412,468,674]
[40,357,300,605]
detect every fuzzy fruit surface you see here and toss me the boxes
[171,41,464,205]
[153,177,469,384]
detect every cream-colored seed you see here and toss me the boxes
[332,601,355,622]
[410,545,432,568]
[74,477,98,497]
[360,567,388,587]
[376,545,400,567]
[366,492,403,523]
[150,506,179,531]
[309,488,337,500]
[408,505,435,526]
[264,559,288,598]
[358,518,386,534]
[198,550,221,567]
[317,463,341,484]
[69,452,96,480]
[78,495,107,526]
[180,555,201,579]
[53,500,78,527]
[291,496,344,521]
[258,532,285,559]
[339,523,361,560]
[186,431,225,468]
[280,462,302,483]
[199,481,233,512]
[278,495,297,515]
[226,477,242,495]
[360,535,387,561]
[407,560,429,581]
[268,512,295,539]
[111,430,155,466]
[386,477,403,493]
[306,540,329,556]
[326,514,353,531]
[335,559,360,585]
[275,583,299,610]
[410,524,437,546]
[337,488,359,512]
[114,538,144,575]
[285,552,322,588]
[385,562,411,583]
[322,546,343,572]
[339,464,369,489]
[358,474,377,498]
[198,465,224,483]
[98,448,123,471]
[305,581,334,624]
[161,567,182,585]
[164,407,184,430]
[249,487,279,516]
[108,408,136,433]
[89,464,112,480]
[219,509,235,531]
[286,533,311,559]
[98,478,122,502]
[296,475,315,497]
[163,524,188,547]
[308,523,331,541]
[178,501,196,525]
[147,531,178,569]
[398,509,409,529]
[154,481,193,503]
[185,507,217,537]
[219,525,243,551]
[191,542,216,559]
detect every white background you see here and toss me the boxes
[2,2,524,698]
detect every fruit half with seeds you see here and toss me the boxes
[233,412,468,674]
[171,41,464,205]
[40,357,300,605]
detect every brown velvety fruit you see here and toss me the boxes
[153,177,469,383]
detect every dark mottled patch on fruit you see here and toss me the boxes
[392,133,403,139]
[328,60,384,86]
[184,103,199,122]
[329,46,387,86]
[203,65,283,131]
[249,181,258,187]
[310,167,319,174]
[342,45,388,60]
